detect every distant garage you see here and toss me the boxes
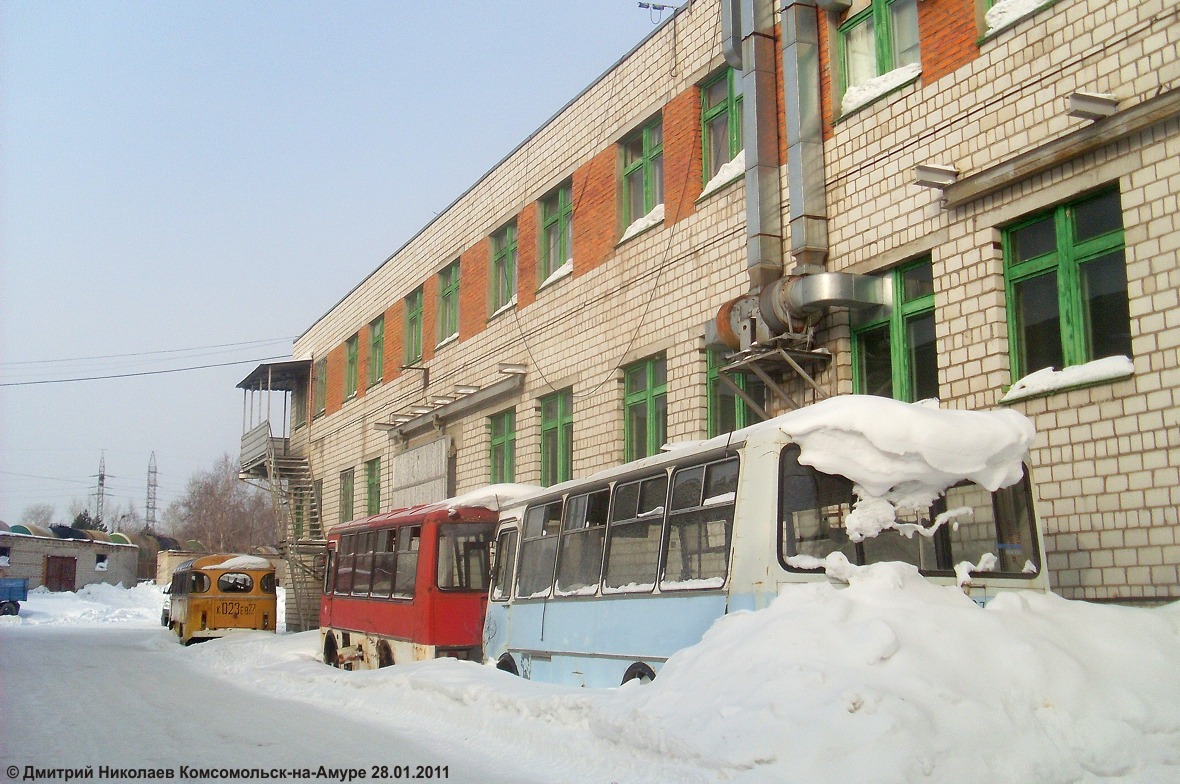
[0,528,138,591]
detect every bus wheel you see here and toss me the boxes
[323,633,339,667]
[0,601,18,616]
[377,641,394,668]
[621,662,656,685]
[496,653,519,676]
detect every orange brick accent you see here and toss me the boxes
[664,87,703,225]
[459,239,489,338]
[421,276,438,362]
[571,148,617,277]
[517,206,538,309]
[324,343,345,416]
[919,0,980,84]
[384,301,403,380]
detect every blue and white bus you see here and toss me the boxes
[482,396,1048,687]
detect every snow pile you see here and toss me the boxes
[212,555,273,570]
[445,482,543,512]
[985,0,1052,35]
[1,581,165,627]
[699,149,744,199]
[1001,355,1135,402]
[619,203,665,243]
[779,396,1035,541]
[841,62,921,115]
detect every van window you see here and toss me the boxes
[516,502,562,599]
[661,457,737,589]
[218,572,253,593]
[603,474,667,593]
[555,489,609,595]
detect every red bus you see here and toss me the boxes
[320,495,508,670]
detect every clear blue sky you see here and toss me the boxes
[0,1,670,526]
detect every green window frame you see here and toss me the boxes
[339,468,354,525]
[852,259,939,402]
[438,260,461,342]
[293,382,307,428]
[624,354,668,461]
[540,182,573,282]
[540,389,573,486]
[1003,189,1131,381]
[344,334,359,399]
[404,286,423,364]
[313,358,327,419]
[837,0,920,96]
[365,457,381,516]
[491,222,518,313]
[621,116,665,226]
[707,350,766,437]
[489,409,516,483]
[368,315,384,387]
[701,69,743,183]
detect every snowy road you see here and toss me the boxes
[0,625,526,782]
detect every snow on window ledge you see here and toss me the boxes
[841,63,922,116]
[489,296,518,320]
[1000,355,1135,404]
[984,0,1054,38]
[618,203,665,245]
[435,332,459,351]
[697,150,745,202]
[538,260,573,291]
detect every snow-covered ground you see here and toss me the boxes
[2,578,1178,783]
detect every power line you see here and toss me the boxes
[0,355,289,387]
[0,337,296,367]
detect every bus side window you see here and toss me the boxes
[661,457,737,589]
[353,532,375,595]
[490,528,519,602]
[189,572,210,594]
[603,474,667,593]
[322,549,335,595]
[336,534,356,594]
[779,446,855,568]
[392,526,420,599]
[555,489,609,595]
[371,529,395,598]
[515,502,562,599]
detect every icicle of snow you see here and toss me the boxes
[841,63,921,115]
[619,203,665,243]
[1000,355,1134,403]
[699,149,745,199]
[954,552,998,587]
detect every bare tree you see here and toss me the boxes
[19,503,55,527]
[166,454,275,553]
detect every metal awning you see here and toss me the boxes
[236,360,312,392]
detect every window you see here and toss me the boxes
[662,457,738,589]
[352,532,375,594]
[1003,189,1131,380]
[490,529,518,602]
[603,473,668,592]
[369,526,421,599]
[437,523,494,591]
[339,468,354,524]
[624,354,667,461]
[622,117,664,225]
[365,457,381,516]
[438,260,461,342]
[515,501,562,599]
[852,259,939,402]
[555,488,609,595]
[489,409,516,483]
[838,0,920,94]
[313,358,327,418]
[293,382,307,428]
[218,572,253,593]
[707,350,766,437]
[491,222,518,313]
[404,287,423,365]
[540,181,573,282]
[540,389,573,486]
[368,315,384,387]
[95,554,109,572]
[701,69,743,182]
[344,334,359,399]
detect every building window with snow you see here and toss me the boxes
[1002,188,1131,382]
[837,0,921,115]
[701,68,743,184]
[368,315,384,387]
[623,354,667,461]
[490,221,518,314]
[437,260,460,344]
[344,333,359,399]
[364,457,382,517]
[620,116,664,234]
[852,259,939,402]
[404,286,424,365]
[707,349,766,437]
[489,409,516,484]
[539,181,573,285]
[312,357,327,419]
[540,388,573,487]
